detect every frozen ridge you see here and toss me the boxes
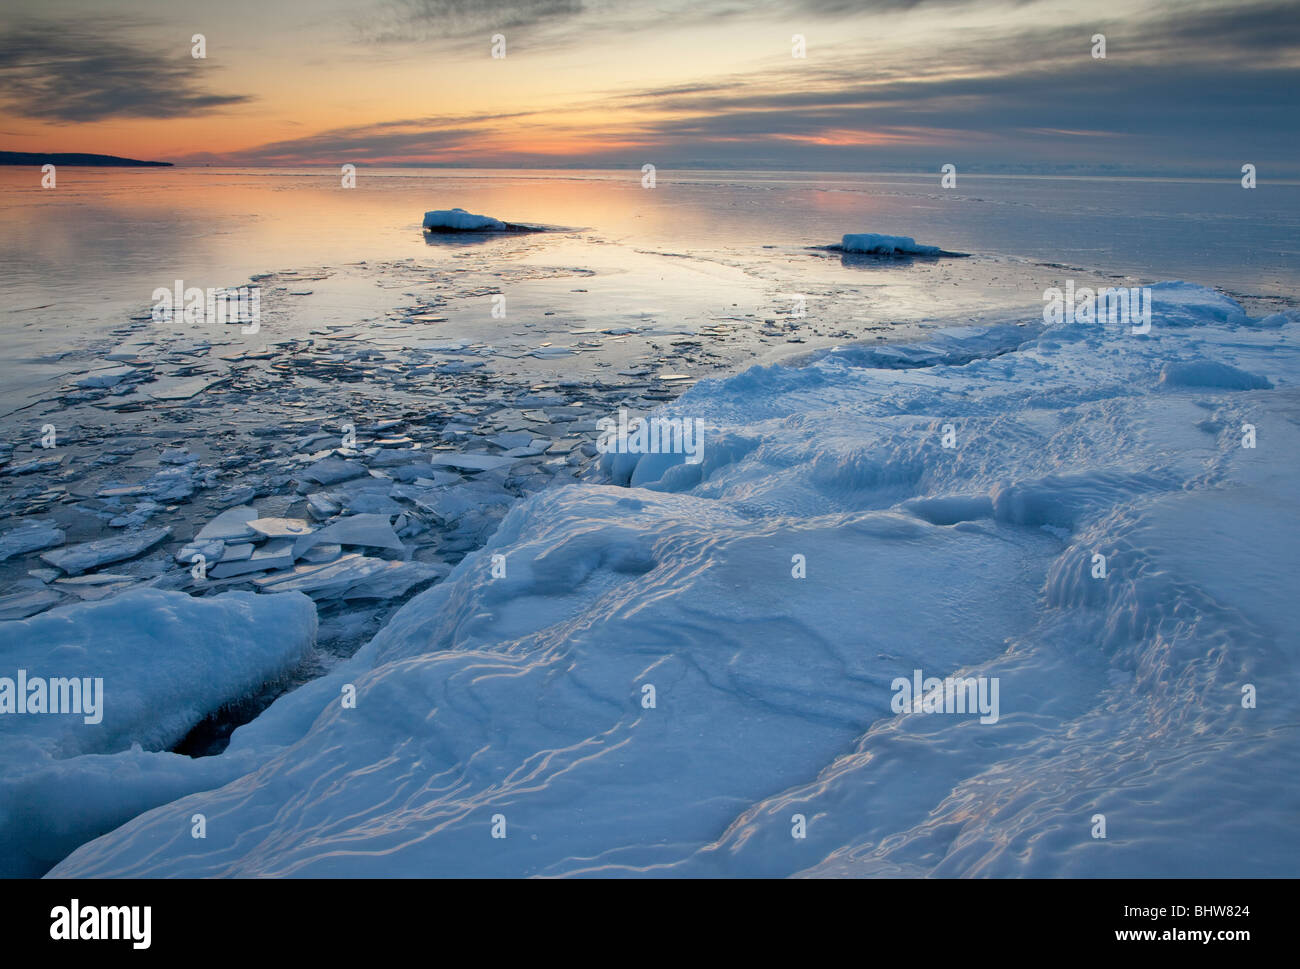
[49,281,1300,877]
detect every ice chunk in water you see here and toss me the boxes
[840,233,941,255]
[422,207,506,231]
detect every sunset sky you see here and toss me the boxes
[1,0,1297,173]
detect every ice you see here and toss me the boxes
[175,539,225,564]
[158,447,198,465]
[297,456,365,487]
[487,431,534,450]
[209,539,296,578]
[196,505,258,542]
[343,493,404,516]
[138,465,198,501]
[254,553,390,595]
[0,589,62,620]
[4,456,64,477]
[840,233,942,255]
[218,543,255,563]
[292,513,404,556]
[422,207,507,231]
[410,481,511,524]
[0,588,317,877]
[340,560,444,600]
[146,376,225,400]
[215,486,257,509]
[306,493,342,519]
[426,452,519,472]
[0,521,65,562]
[46,282,1300,878]
[105,343,152,362]
[40,527,171,575]
[75,366,136,389]
[247,517,314,538]
[300,543,341,564]
[1158,360,1272,390]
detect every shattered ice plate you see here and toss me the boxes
[40,526,171,575]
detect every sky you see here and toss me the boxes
[0,0,1297,174]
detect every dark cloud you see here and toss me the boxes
[1141,0,1300,56]
[0,21,250,122]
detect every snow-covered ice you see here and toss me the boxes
[422,208,507,232]
[46,283,1300,877]
[840,233,943,256]
[1,589,317,877]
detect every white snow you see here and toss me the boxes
[43,285,1300,878]
[422,208,507,231]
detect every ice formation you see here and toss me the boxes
[422,208,508,231]
[44,283,1300,878]
[840,233,943,256]
[0,589,317,877]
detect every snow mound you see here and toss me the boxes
[2,589,317,877]
[422,208,507,231]
[1159,360,1272,390]
[1145,281,1249,327]
[840,233,942,255]
[49,283,1300,878]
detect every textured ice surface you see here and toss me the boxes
[1,589,317,877]
[48,285,1300,877]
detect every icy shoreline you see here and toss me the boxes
[1,234,939,875]
[40,281,1300,878]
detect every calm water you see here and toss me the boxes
[1,167,1296,354]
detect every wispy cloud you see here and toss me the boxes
[0,20,250,122]
[360,0,585,43]
[355,0,986,46]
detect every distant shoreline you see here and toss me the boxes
[0,151,172,167]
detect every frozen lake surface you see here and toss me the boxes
[0,169,1296,876]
